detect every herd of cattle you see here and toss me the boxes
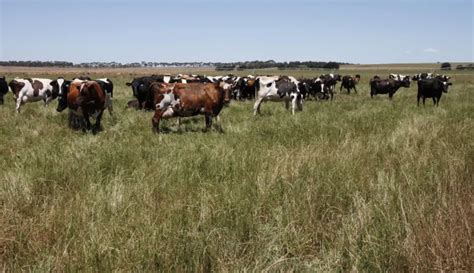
[0,72,452,133]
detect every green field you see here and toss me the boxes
[1,67,473,271]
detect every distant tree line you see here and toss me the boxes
[0,60,213,68]
[0,60,349,70]
[455,64,474,70]
[0,60,74,67]
[216,60,347,71]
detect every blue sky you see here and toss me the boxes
[1,0,472,64]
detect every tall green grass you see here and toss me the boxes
[1,70,473,271]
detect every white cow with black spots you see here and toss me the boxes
[253,76,302,115]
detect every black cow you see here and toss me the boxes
[233,76,257,100]
[50,77,72,112]
[319,74,341,100]
[96,78,114,114]
[417,76,452,106]
[340,75,361,94]
[370,75,411,99]
[298,78,326,100]
[0,76,8,105]
[125,75,163,110]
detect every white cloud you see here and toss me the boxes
[404,50,412,54]
[423,48,440,53]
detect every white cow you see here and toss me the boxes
[253,76,302,115]
[8,78,55,113]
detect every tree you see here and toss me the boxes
[440,62,451,70]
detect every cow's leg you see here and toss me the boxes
[417,95,420,106]
[92,110,104,134]
[432,97,436,106]
[389,93,393,100]
[353,86,357,94]
[15,96,25,113]
[291,96,297,115]
[83,113,92,132]
[204,114,212,130]
[15,98,21,113]
[253,97,264,115]
[152,110,162,133]
[285,100,290,111]
[422,97,426,106]
[296,96,303,111]
[215,115,224,133]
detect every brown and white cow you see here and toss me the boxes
[8,78,56,112]
[150,82,231,133]
[66,80,106,133]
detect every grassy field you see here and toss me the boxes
[1,66,473,272]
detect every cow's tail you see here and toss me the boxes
[107,78,114,98]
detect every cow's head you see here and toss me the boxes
[297,81,310,98]
[354,74,361,83]
[78,81,101,105]
[224,85,232,105]
[53,78,72,112]
[50,77,68,99]
[8,79,25,99]
[435,76,452,93]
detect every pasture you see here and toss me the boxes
[1,66,473,271]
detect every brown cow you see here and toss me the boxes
[67,80,106,133]
[151,82,231,133]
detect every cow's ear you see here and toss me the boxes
[126,82,132,86]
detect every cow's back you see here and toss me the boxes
[174,83,226,116]
[175,83,219,106]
